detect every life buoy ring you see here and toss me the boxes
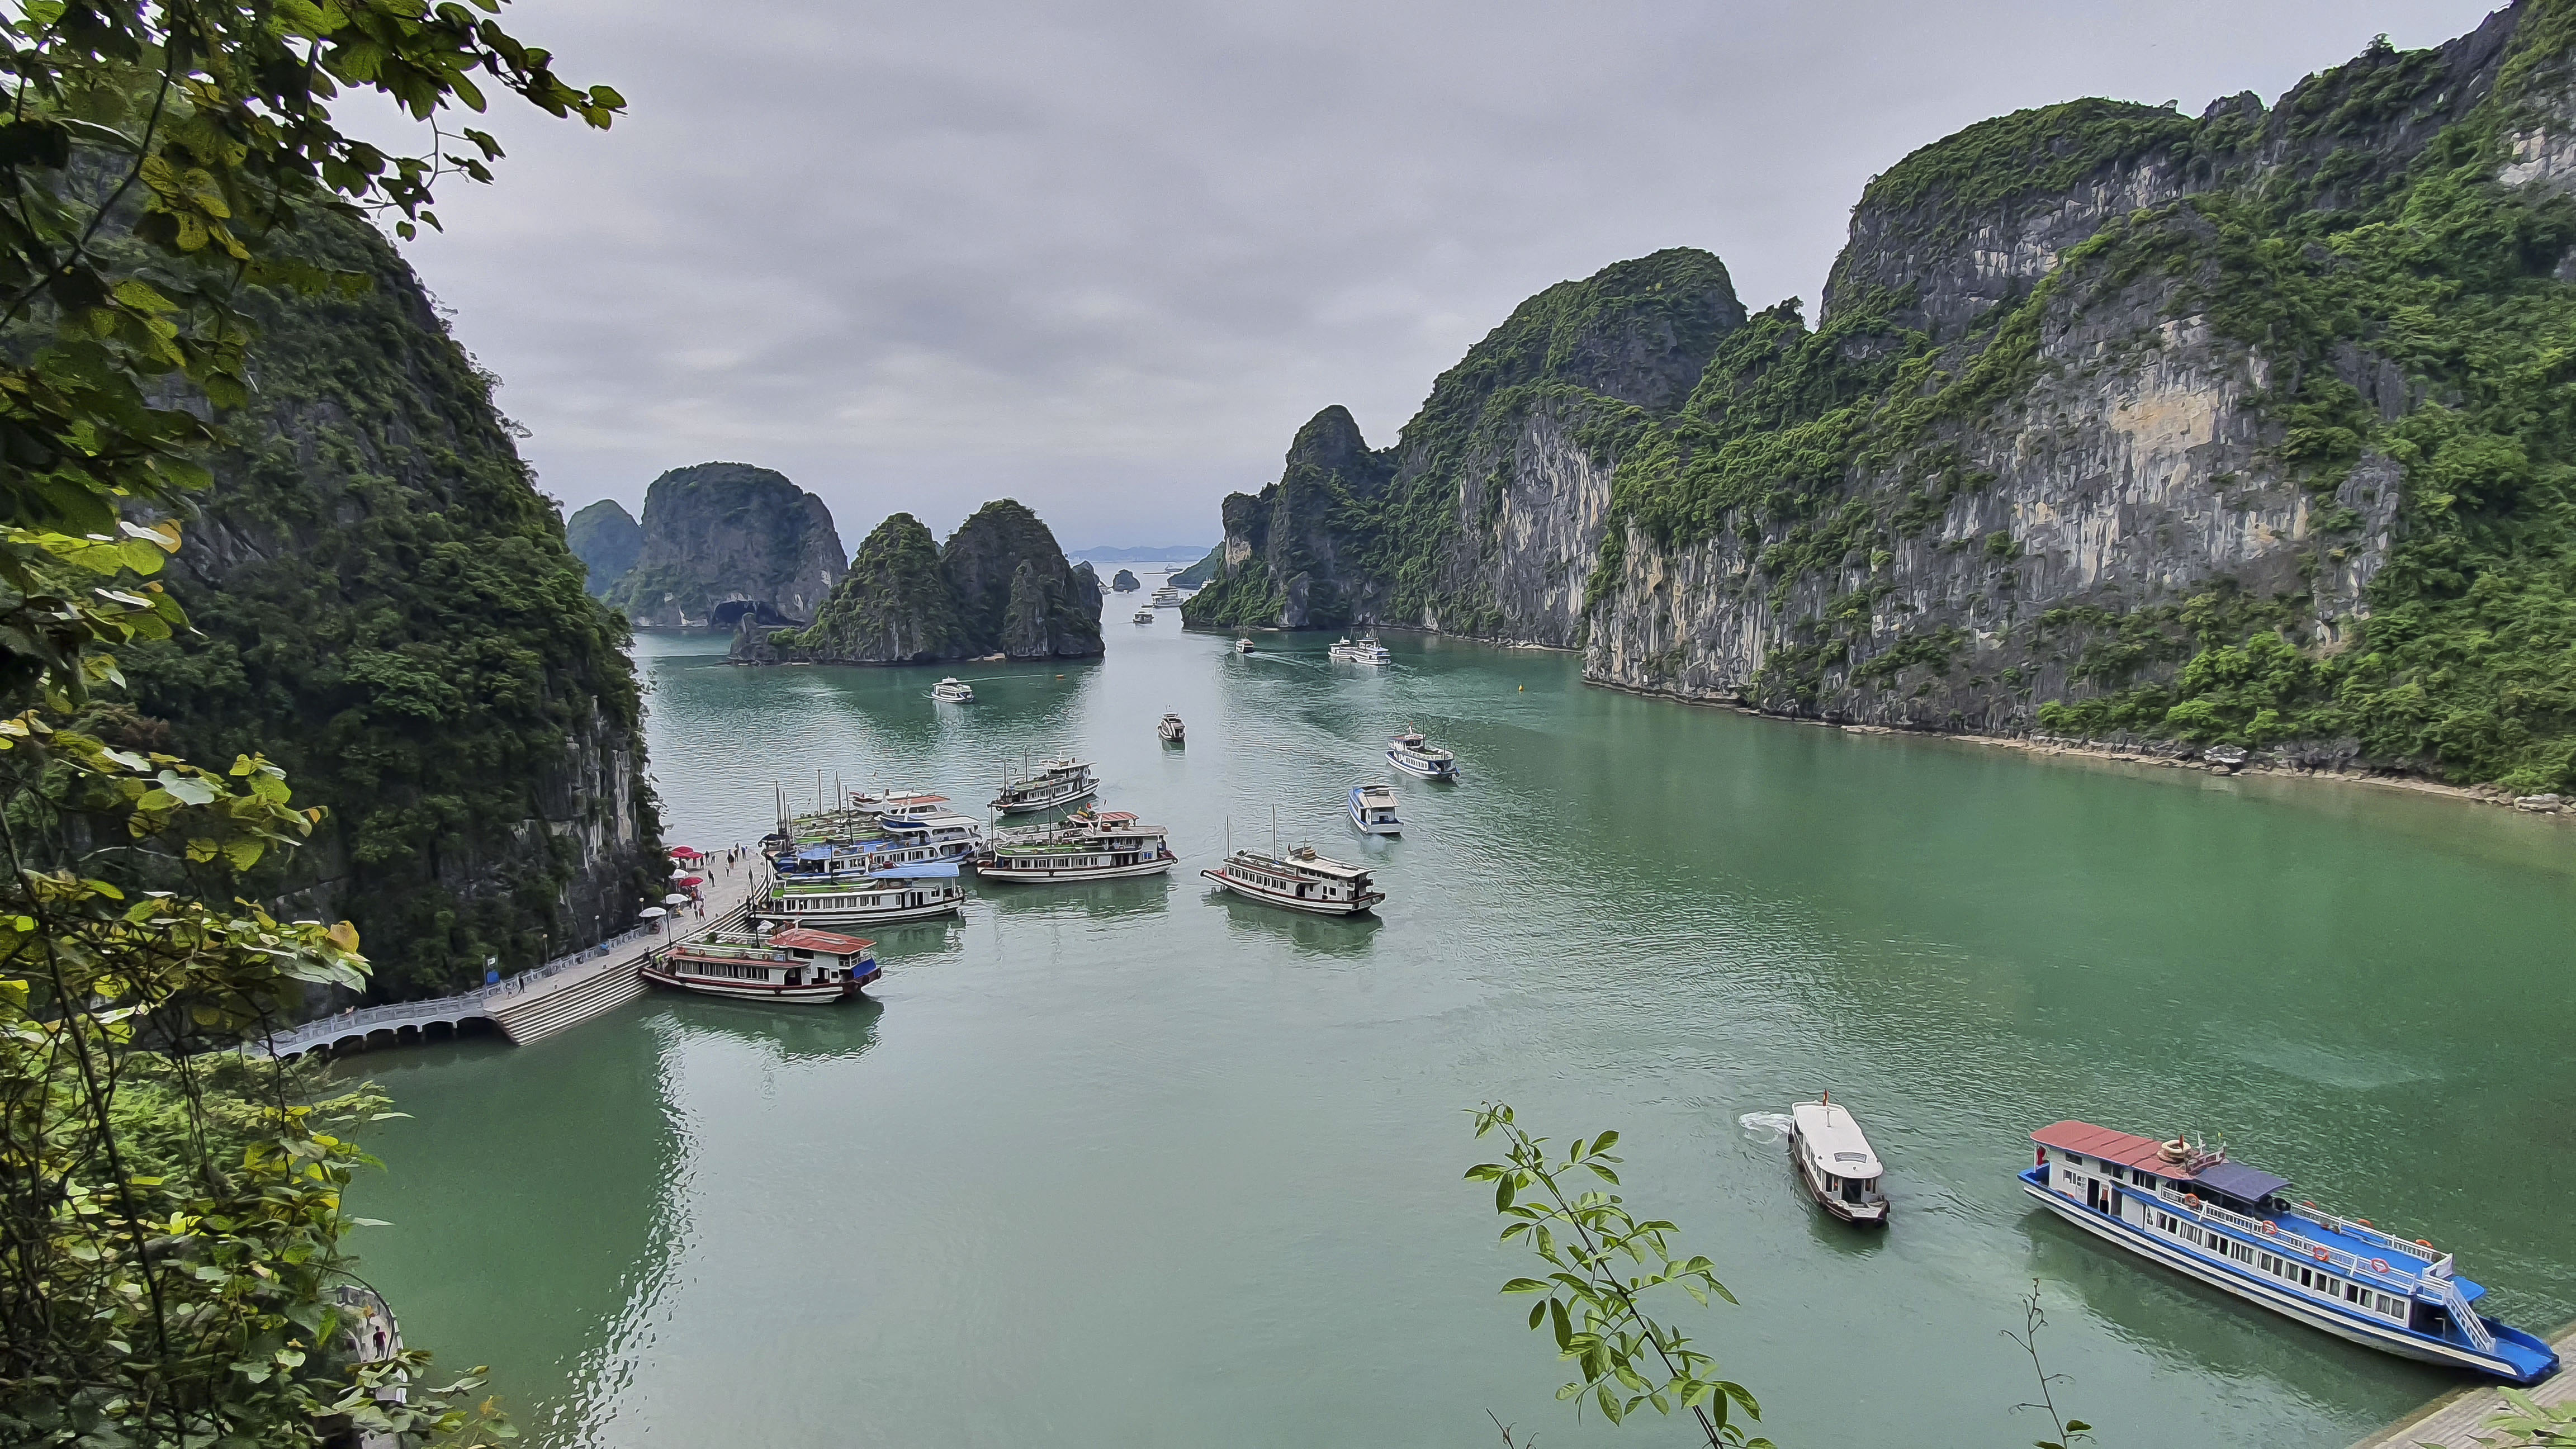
[2261,1222,2279,1236]
[2182,1193,2201,1209]
[2313,1248,2331,1263]
[2371,1257,2390,1274]
[2414,1239,2433,1248]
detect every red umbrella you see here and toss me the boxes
[675,875,704,887]
[668,846,703,859]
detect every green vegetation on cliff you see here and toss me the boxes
[1583,7,2576,791]
[567,499,643,596]
[120,214,664,998]
[1189,249,1746,632]
[774,500,1102,663]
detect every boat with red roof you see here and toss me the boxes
[2023,1120,2560,1384]
[641,927,882,1002]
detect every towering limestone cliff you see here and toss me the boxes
[117,214,664,999]
[566,499,643,596]
[1186,247,1748,635]
[1192,2,2576,794]
[604,462,847,628]
[758,499,1106,664]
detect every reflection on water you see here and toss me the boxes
[977,872,1174,922]
[1208,891,1385,957]
[344,1012,685,1447]
[646,993,886,1064]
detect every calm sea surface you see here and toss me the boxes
[349,572,2576,1448]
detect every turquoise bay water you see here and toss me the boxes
[352,580,2576,1448]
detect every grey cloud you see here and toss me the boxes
[390,0,2501,545]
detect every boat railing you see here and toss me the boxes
[2153,1184,2433,1297]
[2279,1201,2451,1273]
[2426,1269,2500,1353]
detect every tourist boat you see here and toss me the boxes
[1133,608,1156,624]
[1151,586,1182,608]
[2021,1121,2561,1384]
[849,789,949,818]
[760,861,965,925]
[775,810,988,879]
[991,757,1099,815]
[977,809,1176,882]
[1386,729,1460,780]
[1202,845,1384,915]
[1348,782,1401,835]
[1235,638,1255,654]
[1158,712,1186,742]
[931,677,974,703]
[1327,633,1391,665]
[1789,1096,1887,1225]
[640,927,880,1002]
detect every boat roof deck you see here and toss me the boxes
[1232,850,1370,881]
[1791,1101,1883,1176]
[2033,1120,2443,1277]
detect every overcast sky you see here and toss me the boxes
[383,0,2503,552]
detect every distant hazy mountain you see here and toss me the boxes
[1067,543,1216,564]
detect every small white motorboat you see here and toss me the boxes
[1158,712,1185,743]
[1132,608,1156,624]
[1386,728,1459,780]
[931,677,975,703]
[1327,632,1391,665]
[1348,783,1401,835]
[1235,638,1255,654]
[1790,1095,1888,1225]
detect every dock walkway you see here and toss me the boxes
[255,854,770,1057]
[2352,1324,2576,1449]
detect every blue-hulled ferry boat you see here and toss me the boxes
[2023,1121,2560,1384]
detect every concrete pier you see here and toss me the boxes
[2352,1324,2576,1449]
[258,854,770,1057]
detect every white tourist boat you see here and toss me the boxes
[1386,728,1460,780]
[1348,782,1401,835]
[1151,585,1182,608]
[1202,845,1384,915]
[641,927,880,1002]
[760,861,965,925]
[1158,712,1186,742]
[773,811,987,879]
[977,809,1176,882]
[1327,633,1391,665]
[1235,638,1255,654]
[991,756,1099,815]
[1789,1096,1887,1225]
[2023,1120,2560,1384]
[931,677,974,703]
[848,789,949,818]
[1133,608,1156,624]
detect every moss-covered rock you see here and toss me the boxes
[566,499,642,596]
[115,214,664,1000]
[602,462,846,628]
[761,500,1102,664]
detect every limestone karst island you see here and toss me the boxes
[7,4,2574,1449]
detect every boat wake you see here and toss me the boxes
[1737,1110,1794,1144]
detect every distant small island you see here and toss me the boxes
[737,499,1104,665]
[1112,569,1141,592]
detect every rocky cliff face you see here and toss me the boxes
[566,499,642,596]
[604,462,847,628]
[1190,2,2576,793]
[1185,248,1746,637]
[757,500,1105,665]
[118,214,664,1000]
